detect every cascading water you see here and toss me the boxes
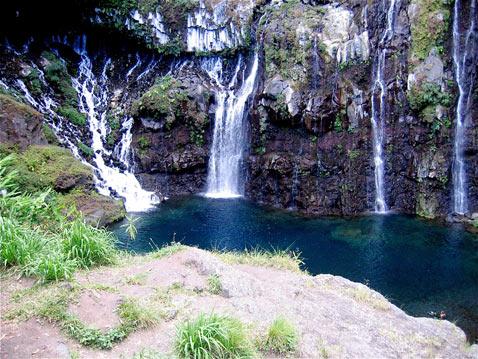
[203,53,259,198]
[72,37,159,212]
[451,0,477,215]
[126,53,142,80]
[369,0,399,213]
[187,0,241,52]
[311,37,321,90]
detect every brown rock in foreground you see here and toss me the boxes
[1,247,477,358]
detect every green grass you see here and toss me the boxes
[57,106,87,126]
[149,242,186,259]
[2,145,93,193]
[214,248,304,273]
[117,298,160,329]
[262,317,299,354]
[62,217,117,268]
[4,280,160,350]
[175,313,255,358]
[207,274,222,295]
[0,153,118,282]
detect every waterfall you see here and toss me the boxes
[370,0,399,213]
[311,37,321,90]
[452,0,477,215]
[203,53,259,198]
[186,0,241,52]
[72,37,159,212]
[126,53,142,80]
[136,56,158,81]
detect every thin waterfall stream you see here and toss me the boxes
[451,0,477,215]
[370,0,399,213]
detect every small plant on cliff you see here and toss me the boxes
[131,76,186,125]
[347,149,361,160]
[122,215,140,248]
[471,218,478,229]
[25,68,43,97]
[137,136,150,150]
[175,313,254,358]
[409,0,451,60]
[77,142,94,158]
[42,51,78,107]
[58,106,87,126]
[160,0,198,33]
[334,110,346,132]
[261,317,299,354]
[408,82,453,124]
[207,274,222,295]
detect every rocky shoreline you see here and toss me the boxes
[2,246,477,358]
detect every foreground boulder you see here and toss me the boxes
[1,247,476,358]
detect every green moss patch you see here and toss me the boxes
[0,93,41,120]
[42,51,78,107]
[409,0,451,61]
[6,145,93,193]
[57,106,87,126]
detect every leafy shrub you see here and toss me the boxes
[138,136,150,150]
[77,142,94,157]
[43,52,78,107]
[175,313,254,358]
[409,0,451,60]
[99,0,138,15]
[262,317,299,354]
[408,83,453,113]
[58,106,87,126]
[131,76,186,125]
[26,68,43,96]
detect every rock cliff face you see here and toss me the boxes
[0,0,476,218]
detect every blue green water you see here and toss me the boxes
[111,196,478,342]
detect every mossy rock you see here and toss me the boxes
[9,145,94,193]
[409,0,451,61]
[0,94,47,150]
[59,189,126,227]
[131,76,186,124]
[42,51,78,107]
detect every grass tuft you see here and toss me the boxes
[175,313,255,358]
[117,298,160,330]
[62,217,117,268]
[214,248,304,273]
[207,274,222,295]
[0,152,117,282]
[262,316,299,354]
